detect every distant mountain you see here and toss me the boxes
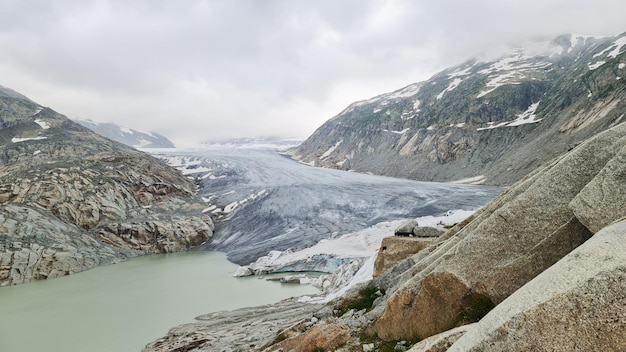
[202,136,303,150]
[0,84,33,101]
[73,119,175,148]
[0,86,212,286]
[289,32,626,186]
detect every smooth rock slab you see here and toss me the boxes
[448,220,626,351]
[569,142,626,233]
[144,298,322,352]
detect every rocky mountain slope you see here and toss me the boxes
[289,33,626,186]
[73,119,175,148]
[147,114,626,352]
[0,88,213,286]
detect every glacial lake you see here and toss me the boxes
[0,251,318,352]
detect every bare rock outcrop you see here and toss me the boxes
[0,92,213,285]
[448,220,626,351]
[372,122,626,341]
[569,143,626,233]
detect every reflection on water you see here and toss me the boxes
[0,251,318,352]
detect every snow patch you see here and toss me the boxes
[348,83,422,111]
[320,140,342,160]
[508,102,541,126]
[477,102,541,130]
[385,83,421,99]
[449,175,486,185]
[593,36,626,59]
[12,136,48,143]
[383,128,410,135]
[476,50,551,98]
[436,78,463,100]
[448,66,473,78]
[619,63,625,69]
[412,99,421,112]
[133,138,152,148]
[34,119,50,129]
[588,61,606,70]
[120,126,134,134]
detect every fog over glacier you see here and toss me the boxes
[155,148,502,264]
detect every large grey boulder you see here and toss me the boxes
[395,220,419,236]
[448,220,626,351]
[569,143,626,233]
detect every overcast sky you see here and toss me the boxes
[0,1,624,146]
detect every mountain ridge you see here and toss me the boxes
[289,32,626,186]
[0,89,212,286]
[73,118,176,149]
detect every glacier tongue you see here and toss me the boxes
[236,210,476,302]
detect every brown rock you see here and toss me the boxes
[373,236,435,277]
[375,272,473,340]
[267,322,351,352]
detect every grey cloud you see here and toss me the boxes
[0,0,624,145]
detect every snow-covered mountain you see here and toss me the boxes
[73,119,175,148]
[290,32,626,186]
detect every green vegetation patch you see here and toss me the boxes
[335,286,385,317]
[454,292,496,326]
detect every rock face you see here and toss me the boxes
[0,89,213,286]
[289,33,626,186]
[448,220,626,351]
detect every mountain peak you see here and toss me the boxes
[289,31,626,186]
